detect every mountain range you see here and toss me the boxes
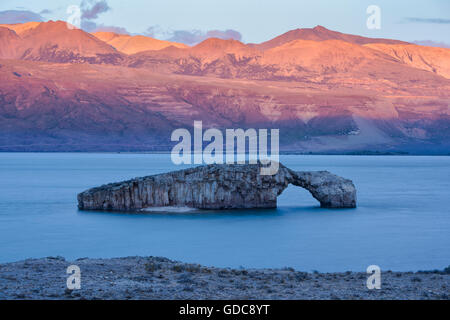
[0,21,449,153]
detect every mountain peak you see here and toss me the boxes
[194,37,246,50]
[0,20,122,63]
[32,20,74,32]
[92,31,188,54]
[254,26,408,50]
[93,31,123,42]
[313,25,328,31]
[0,21,41,35]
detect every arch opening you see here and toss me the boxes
[277,183,320,208]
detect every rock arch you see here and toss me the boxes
[77,163,356,211]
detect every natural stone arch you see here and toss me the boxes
[286,170,357,209]
[77,163,356,211]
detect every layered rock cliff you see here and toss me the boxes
[77,163,356,211]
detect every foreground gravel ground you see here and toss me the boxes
[0,256,448,300]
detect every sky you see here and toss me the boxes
[0,0,449,45]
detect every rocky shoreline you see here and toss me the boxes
[0,256,448,300]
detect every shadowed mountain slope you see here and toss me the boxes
[365,43,450,79]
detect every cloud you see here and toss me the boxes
[91,24,129,34]
[167,30,204,45]
[0,10,43,24]
[144,25,172,39]
[206,29,242,41]
[151,28,242,45]
[39,9,52,15]
[404,17,450,24]
[79,0,128,34]
[81,0,110,20]
[0,2,128,36]
[413,40,450,48]
[80,20,98,32]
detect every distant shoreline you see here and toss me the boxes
[0,256,448,300]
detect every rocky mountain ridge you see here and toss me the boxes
[0,21,449,153]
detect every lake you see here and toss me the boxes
[0,153,448,272]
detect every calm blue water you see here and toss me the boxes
[0,153,449,272]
